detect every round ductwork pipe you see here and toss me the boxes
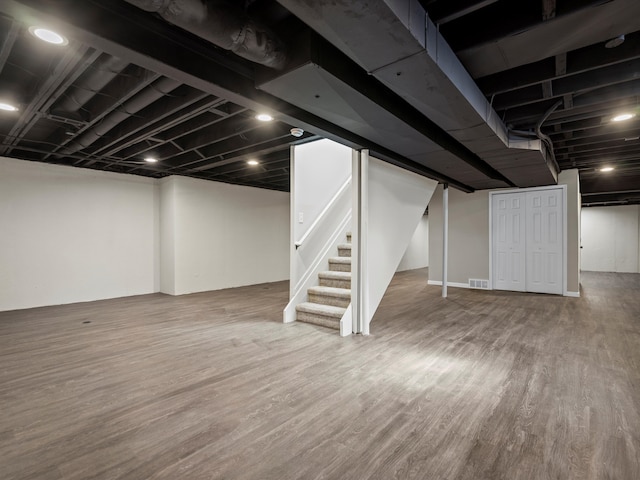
[122,0,288,69]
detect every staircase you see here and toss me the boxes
[295,233,352,331]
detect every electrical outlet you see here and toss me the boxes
[298,212,304,223]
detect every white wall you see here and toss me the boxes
[397,215,429,271]
[581,205,640,273]
[0,157,159,311]
[166,176,290,294]
[293,139,352,243]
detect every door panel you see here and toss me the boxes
[525,190,563,295]
[492,193,526,292]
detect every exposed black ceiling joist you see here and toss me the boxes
[493,60,640,111]
[478,31,640,96]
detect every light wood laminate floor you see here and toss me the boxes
[1,269,639,479]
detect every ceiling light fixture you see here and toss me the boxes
[0,102,18,112]
[600,166,614,172]
[247,159,259,166]
[255,113,273,122]
[29,27,68,46]
[612,113,635,122]
[145,157,158,163]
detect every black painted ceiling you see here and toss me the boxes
[0,0,638,205]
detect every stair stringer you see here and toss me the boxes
[339,303,352,337]
[283,212,351,324]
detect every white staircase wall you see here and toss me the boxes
[293,139,352,244]
[397,214,429,272]
[363,156,437,332]
[285,139,353,324]
[291,139,352,294]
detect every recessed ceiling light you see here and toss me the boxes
[145,157,158,163]
[29,26,68,46]
[612,113,635,122]
[0,102,18,112]
[600,166,614,172]
[255,113,273,122]
[247,159,259,166]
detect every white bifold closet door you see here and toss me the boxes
[525,189,563,295]
[492,188,564,295]
[492,192,526,292]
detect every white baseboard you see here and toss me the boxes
[427,280,471,289]
[429,280,581,297]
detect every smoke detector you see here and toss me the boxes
[290,127,304,137]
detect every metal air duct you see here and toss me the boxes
[60,76,180,154]
[122,0,287,69]
[53,55,129,115]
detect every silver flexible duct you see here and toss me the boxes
[123,0,287,69]
[54,55,129,115]
[60,76,180,154]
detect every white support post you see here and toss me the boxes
[442,183,448,298]
[351,149,370,335]
[360,150,370,335]
[288,144,296,300]
[351,150,361,334]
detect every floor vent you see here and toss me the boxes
[469,279,489,290]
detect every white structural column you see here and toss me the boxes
[442,183,449,298]
[288,145,297,298]
[350,149,365,334]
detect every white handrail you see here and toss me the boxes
[294,177,351,248]
[283,212,352,323]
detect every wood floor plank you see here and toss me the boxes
[1,270,639,479]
